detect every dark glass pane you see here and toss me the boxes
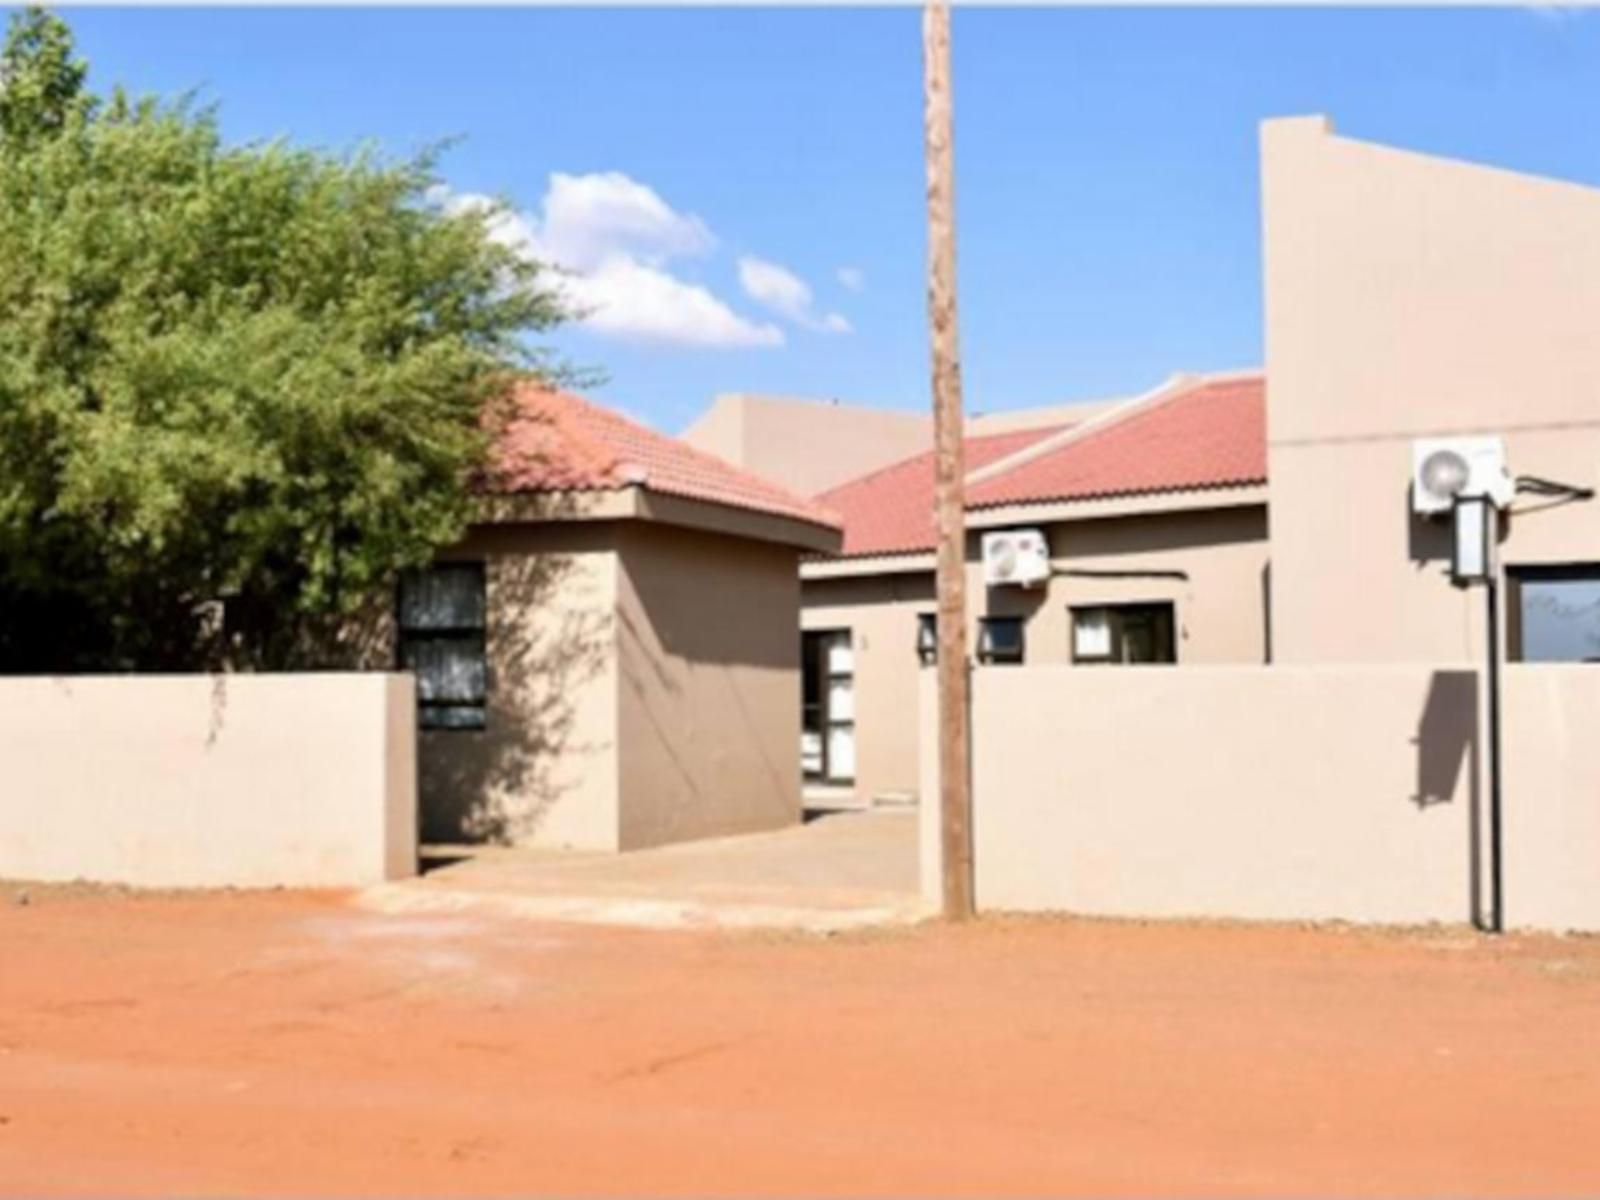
[980,617,1024,663]
[1122,618,1156,663]
[420,704,486,730]
[1121,605,1176,664]
[399,564,485,631]
[401,635,487,703]
[1520,576,1600,662]
[801,632,824,714]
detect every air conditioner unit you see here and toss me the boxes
[981,529,1050,587]
[1411,436,1513,516]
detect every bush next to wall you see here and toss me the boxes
[0,8,570,671]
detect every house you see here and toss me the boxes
[709,372,1269,805]
[399,384,841,851]
[921,116,1600,931]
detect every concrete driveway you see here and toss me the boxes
[359,808,926,932]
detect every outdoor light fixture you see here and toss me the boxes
[1412,436,1514,934]
[1452,494,1495,585]
[916,613,937,666]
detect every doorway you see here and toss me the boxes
[801,629,855,785]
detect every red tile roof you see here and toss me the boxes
[492,384,840,531]
[965,374,1265,510]
[813,374,1266,560]
[816,425,1067,558]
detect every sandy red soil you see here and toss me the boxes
[2,887,1599,1197]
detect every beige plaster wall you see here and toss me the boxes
[1262,116,1600,663]
[806,505,1267,808]
[682,393,932,497]
[974,505,1270,666]
[806,508,1267,809]
[1502,666,1600,932]
[926,664,1600,931]
[420,523,621,850]
[803,571,936,803]
[0,673,416,888]
[615,523,804,849]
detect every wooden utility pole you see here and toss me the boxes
[922,2,974,920]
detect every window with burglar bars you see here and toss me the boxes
[397,563,488,729]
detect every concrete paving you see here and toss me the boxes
[358,808,928,932]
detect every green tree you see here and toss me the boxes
[0,8,569,671]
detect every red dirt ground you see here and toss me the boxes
[2,887,1599,1197]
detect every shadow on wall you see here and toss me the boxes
[1406,490,1512,570]
[419,544,610,845]
[613,528,799,844]
[1411,668,1483,924]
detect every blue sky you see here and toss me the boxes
[44,6,1600,432]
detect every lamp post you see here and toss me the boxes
[1451,493,1503,933]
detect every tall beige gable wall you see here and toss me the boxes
[420,523,622,850]
[1263,116,1600,662]
[615,523,803,849]
[683,394,932,497]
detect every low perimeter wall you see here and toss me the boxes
[920,665,1600,932]
[0,673,418,888]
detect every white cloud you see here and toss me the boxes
[534,171,713,271]
[836,266,866,292]
[571,257,782,349]
[437,174,781,350]
[1526,3,1585,20]
[737,255,852,335]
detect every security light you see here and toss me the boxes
[1459,496,1491,585]
[916,613,937,665]
[1452,494,1494,585]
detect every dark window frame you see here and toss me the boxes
[396,562,489,731]
[1507,563,1600,664]
[976,615,1025,665]
[1070,602,1178,665]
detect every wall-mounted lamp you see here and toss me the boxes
[916,613,937,666]
[1452,494,1495,585]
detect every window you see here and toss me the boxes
[1508,565,1600,663]
[397,563,488,729]
[977,616,1025,665]
[801,630,855,783]
[1071,603,1176,665]
[916,613,937,665]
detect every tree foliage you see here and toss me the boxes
[0,8,568,670]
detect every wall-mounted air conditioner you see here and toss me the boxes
[1411,436,1513,516]
[981,529,1050,588]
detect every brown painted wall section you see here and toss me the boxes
[615,523,802,849]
